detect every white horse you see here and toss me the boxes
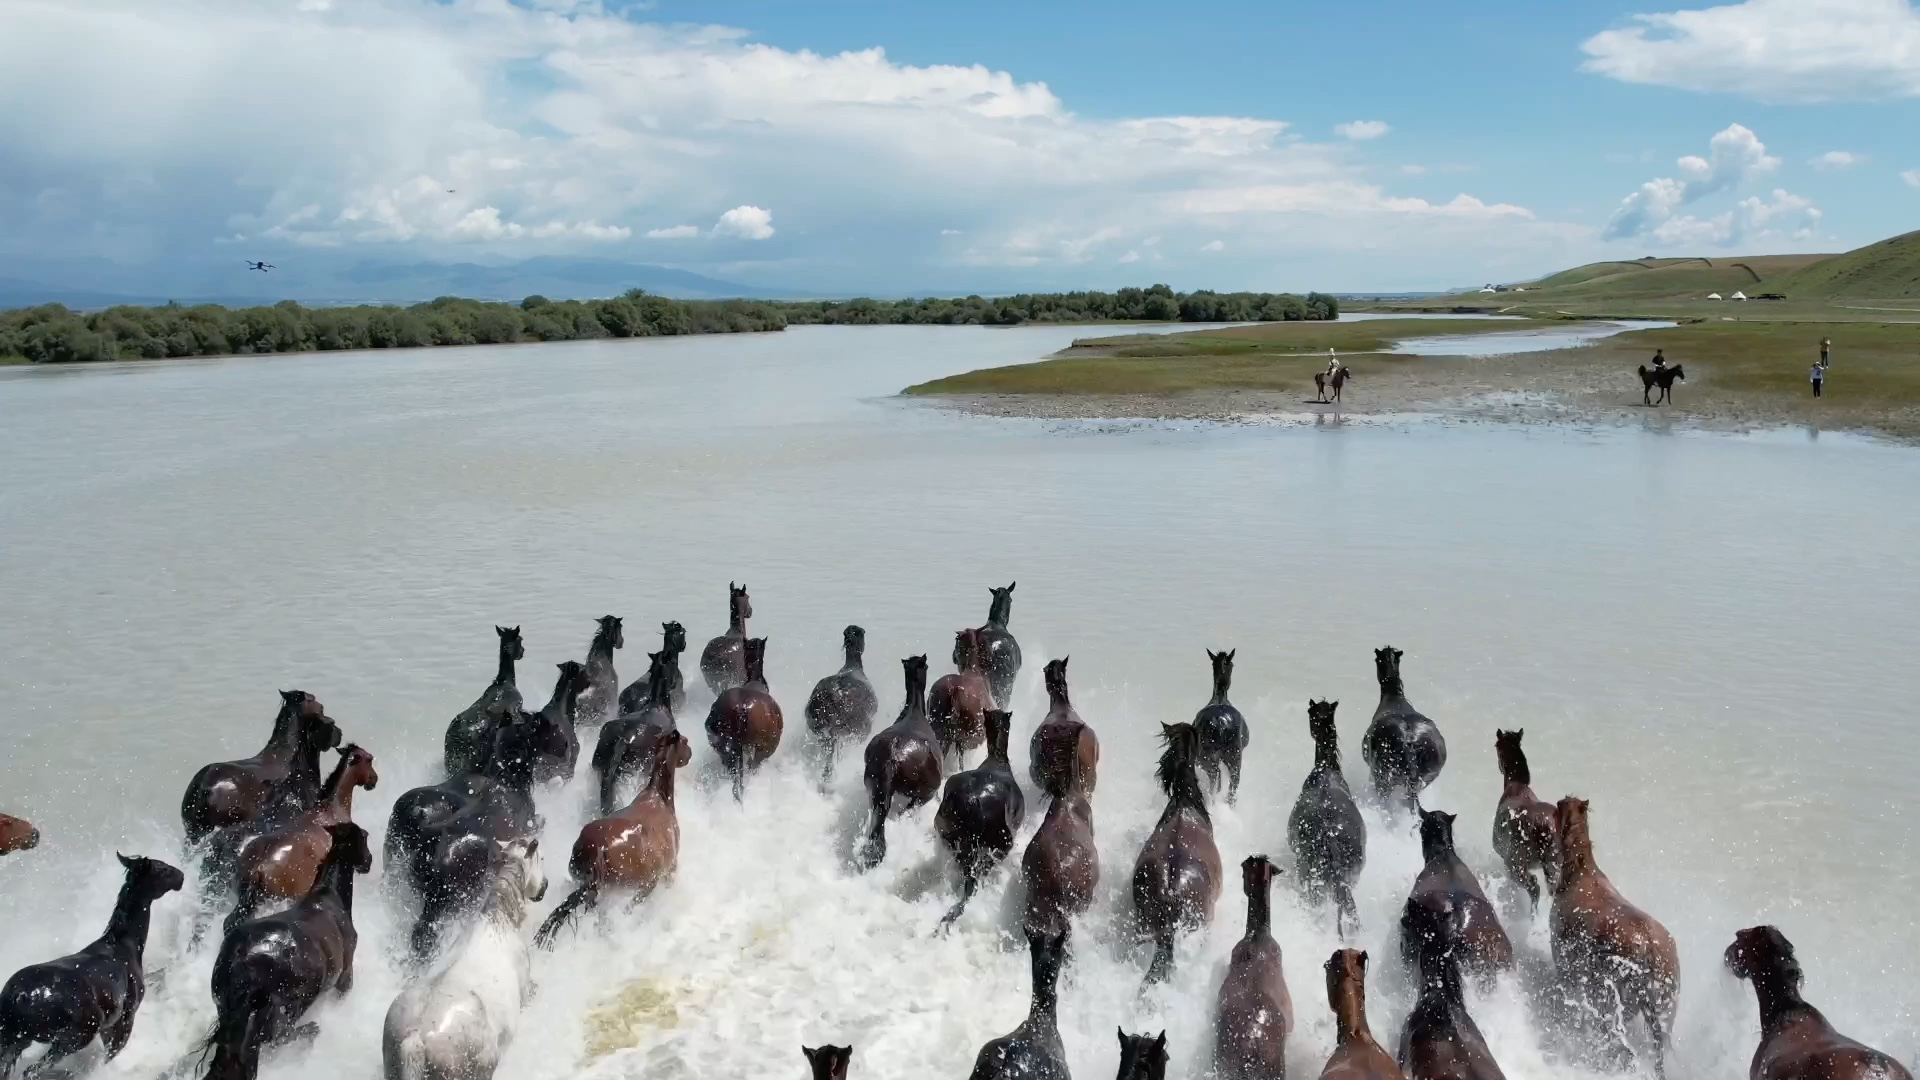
[382,838,547,1080]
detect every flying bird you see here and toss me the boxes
[246,261,274,272]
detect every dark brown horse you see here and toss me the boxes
[1030,658,1100,800]
[1193,649,1250,804]
[930,628,993,765]
[228,745,378,933]
[576,616,624,727]
[525,661,591,785]
[1214,855,1291,1080]
[1319,950,1405,1080]
[858,655,943,870]
[700,584,753,696]
[620,622,688,715]
[967,929,1069,1080]
[536,730,687,947]
[1491,730,1556,912]
[595,651,694,816]
[0,856,183,1079]
[1726,926,1912,1080]
[977,583,1022,710]
[1551,797,1679,1080]
[1399,903,1506,1080]
[204,823,373,1080]
[705,637,783,802]
[1637,363,1684,406]
[1020,747,1097,943]
[805,625,880,787]
[181,691,340,844]
[1402,810,1512,981]
[1360,647,1446,814]
[935,708,1025,926]
[1118,1030,1171,1080]
[1133,722,1222,985]
[1289,700,1366,937]
[0,814,38,856]
[803,1044,853,1080]
[445,626,526,778]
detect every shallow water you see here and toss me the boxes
[1,324,1916,1080]
[1389,319,1675,357]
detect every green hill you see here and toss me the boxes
[1496,254,1835,303]
[1764,229,1920,299]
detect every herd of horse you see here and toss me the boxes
[0,582,1909,1080]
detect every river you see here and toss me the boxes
[1,322,1914,1079]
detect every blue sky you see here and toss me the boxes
[2,0,1917,296]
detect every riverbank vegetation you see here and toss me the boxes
[0,284,1336,364]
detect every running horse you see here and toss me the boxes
[1213,855,1292,1080]
[1637,363,1685,406]
[929,628,992,766]
[1725,926,1913,1080]
[0,814,38,856]
[976,583,1023,710]
[227,745,379,933]
[1030,658,1099,800]
[1491,729,1556,912]
[1289,700,1366,937]
[1132,722,1222,985]
[705,637,783,802]
[935,708,1025,926]
[1319,950,1405,1080]
[594,651,693,816]
[858,655,943,870]
[1401,810,1512,980]
[1360,647,1446,814]
[966,929,1070,1080]
[1020,747,1097,944]
[804,625,880,787]
[537,730,687,946]
[181,690,340,844]
[1192,648,1249,804]
[1399,902,1507,1080]
[620,622,689,715]
[445,626,527,778]
[575,616,624,728]
[523,661,591,785]
[700,584,753,696]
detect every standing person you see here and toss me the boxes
[1810,359,1825,398]
[1820,337,1832,367]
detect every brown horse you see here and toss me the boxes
[536,730,688,947]
[228,745,378,933]
[858,655,943,870]
[1020,748,1097,943]
[699,583,753,696]
[1726,926,1913,1080]
[1399,903,1506,1080]
[1117,1030,1171,1080]
[1214,855,1291,1080]
[1491,730,1556,912]
[0,814,37,855]
[930,628,992,765]
[1402,810,1512,981]
[705,637,783,802]
[1029,658,1099,800]
[803,1044,853,1080]
[1132,722,1222,985]
[1319,950,1405,1080]
[805,625,880,788]
[1637,363,1685,406]
[1551,797,1679,1079]
[181,691,339,844]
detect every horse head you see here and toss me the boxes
[1725,925,1800,987]
[987,582,1015,627]
[118,853,186,900]
[661,621,687,655]
[1494,729,1528,784]
[802,1045,852,1080]
[496,625,526,662]
[324,822,374,875]
[1042,657,1070,703]
[1241,853,1280,895]
[491,836,548,925]
[596,615,625,652]
[1373,646,1405,691]
[1307,699,1339,744]
[1115,1029,1169,1080]
[728,583,753,623]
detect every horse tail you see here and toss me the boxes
[939,861,980,929]
[200,983,269,1080]
[1144,932,1176,985]
[858,759,894,871]
[224,874,264,937]
[533,882,600,950]
[1333,881,1359,941]
[598,755,622,818]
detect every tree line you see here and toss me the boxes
[0,285,1337,364]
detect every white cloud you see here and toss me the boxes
[646,224,701,239]
[1117,250,1141,264]
[1335,120,1390,141]
[1903,169,1920,188]
[1201,240,1225,252]
[1582,0,1920,103]
[0,0,1582,289]
[1647,189,1822,246]
[1810,150,1865,170]
[712,205,774,240]
[1603,124,1787,241]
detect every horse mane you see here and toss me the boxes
[1155,723,1208,820]
[485,847,536,927]
[320,745,363,794]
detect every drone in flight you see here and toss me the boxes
[246,261,275,272]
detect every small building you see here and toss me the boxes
[1707,293,1723,300]
[1731,291,1748,301]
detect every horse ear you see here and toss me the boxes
[802,1047,819,1064]
[1007,581,1015,592]
[118,852,135,870]
[1359,949,1369,968]
[1115,1027,1126,1046]
[1154,1031,1167,1049]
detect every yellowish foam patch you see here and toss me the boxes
[583,976,713,1060]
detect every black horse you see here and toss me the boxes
[1117,1030,1171,1080]
[594,651,692,816]
[1638,363,1685,406]
[620,622,688,715]
[524,661,590,785]
[180,690,339,844]
[444,626,525,778]
[1288,699,1366,937]
[1360,647,1446,813]
[975,583,1022,710]
[0,856,183,1078]
[1192,649,1249,804]
[1399,902,1507,1080]
[935,709,1026,927]
[203,824,372,1080]
[386,714,542,958]
[576,616,624,727]
[967,928,1069,1080]
[700,584,753,697]
[805,625,880,788]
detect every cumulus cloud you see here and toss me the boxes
[1582,0,1920,103]
[0,0,1581,289]
[1904,169,1920,188]
[1810,150,1865,170]
[1647,189,1822,246]
[1603,124,1788,241]
[1201,240,1225,252]
[1335,120,1390,141]
[712,205,775,240]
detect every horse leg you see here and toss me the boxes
[21,1030,91,1080]
[1199,754,1221,796]
[939,857,981,929]
[0,1033,29,1080]
[1333,882,1359,941]
[1144,925,1177,985]
[1225,750,1243,806]
[818,739,838,792]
